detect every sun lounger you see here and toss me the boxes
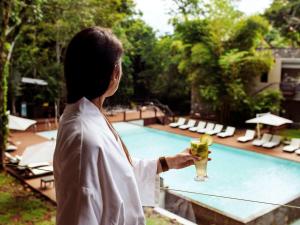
[169,117,186,128]
[217,126,236,138]
[5,144,18,152]
[29,165,53,176]
[4,152,20,164]
[206,124,223,135]
[252,133,272,146]
[197,122,215,133]
[189,121,206,132]
[283,138,300,153]
[296,149,300,155]
[237,130,255,142]
[179,119,196,130]
[262,135,282,148]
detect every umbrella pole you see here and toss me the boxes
[256,123,261,139]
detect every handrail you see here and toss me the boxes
[133,99,175,124]
[135,99,174,116]
[251,82,279,96]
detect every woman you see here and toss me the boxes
[54,27,202,225]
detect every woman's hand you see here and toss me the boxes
[166,148,211,170]
[157,148,212,173]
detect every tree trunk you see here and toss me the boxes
[0,55,9,170]
[0,0,11,170]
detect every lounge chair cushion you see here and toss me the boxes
[252,134,272,146]
[262,135,281,148]
[217,127,235,138]
[237,130,255,142]
[189,121,206,132]
[169,118,186,128]
[179,120,196,129]
[283,139,300,152]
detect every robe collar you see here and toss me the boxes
[63,97,104,118]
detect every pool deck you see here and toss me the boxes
[5,119,300,213]
[148,124,300,163]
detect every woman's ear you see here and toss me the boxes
[113,64,121,81]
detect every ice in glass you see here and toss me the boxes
[190,135,212,181]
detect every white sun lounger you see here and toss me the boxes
[169,117,186,128]
[4,152,20,164]
[29,165,53,176]
[179,119,196,130]
[252,133,272,146]
[296,149,300,155]
[189,121,206,132]
[217,126,236,138]
[262,135,282,148]
[283,138,300,153]
[206,124,223,135]
[197,122,215,133]
[5,144,18,151]
[237,130,255,142]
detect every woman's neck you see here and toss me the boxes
[91,96,106,113]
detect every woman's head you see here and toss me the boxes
[64,27,123,103]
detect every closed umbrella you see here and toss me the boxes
[19,141,56,166]
[246,113,293,138]
[8,115,36,131]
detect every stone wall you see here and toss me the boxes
[163,190,300,225]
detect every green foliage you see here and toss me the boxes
[264,27,292,48]
[172,1,277,122]
[144,207,181,225]
[152,36,190,112]
[0,172,55,224]
[251,89,283,114]
[10,0,136,106]
[265,0,300,46]
[279,129,300,139]
[229,16,270,51]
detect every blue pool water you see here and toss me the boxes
[113,122,300,222]
[38,123,300,222]
[37,130,58,140]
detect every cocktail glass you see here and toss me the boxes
[191,140,208,181]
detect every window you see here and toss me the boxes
[260,72,268,83]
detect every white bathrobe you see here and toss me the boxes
[53,97,158,225]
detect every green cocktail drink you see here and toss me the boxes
[190,135,212,181]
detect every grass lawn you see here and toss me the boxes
[279,129,300,139]
[0,171,55,225]
[0,171,180,225]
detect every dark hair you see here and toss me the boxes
[64,27,123,103]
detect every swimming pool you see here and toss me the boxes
[38,123,300,222]
[36,130,58,140]
[113,122,300,223]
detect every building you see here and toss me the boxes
[254,48,300,123]
[191,48,300,124]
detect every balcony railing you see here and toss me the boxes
[280,82,298,97]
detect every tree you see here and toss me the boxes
[116,18,158,101]
[265,0,300,46]
[151,36,190,113]
[1,0,136,170]
[172,0,281,124]
[0,0,45,170]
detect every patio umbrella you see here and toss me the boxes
[19,141,56,166]
[246,113,293,138]
[8,115,37,131]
